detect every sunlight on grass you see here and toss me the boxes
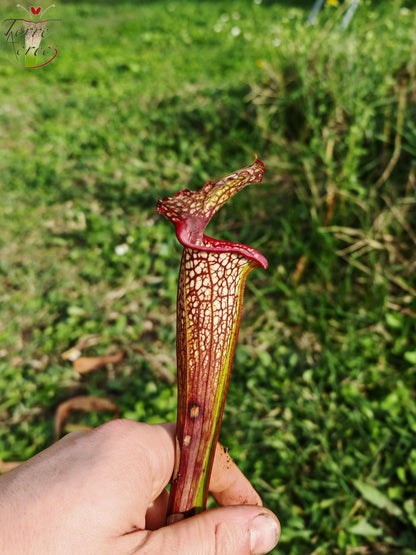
[0,0,415,552]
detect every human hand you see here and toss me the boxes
[0,420,280,554]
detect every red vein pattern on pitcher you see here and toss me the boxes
[157,158,268,524]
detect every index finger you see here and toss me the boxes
[209,442,263,507]
[147,423,262,508]
[146,423,262,508]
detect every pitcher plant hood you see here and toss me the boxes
[157,157,268,269]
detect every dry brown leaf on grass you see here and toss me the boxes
[54,395,120,440]
[61,338,125,374]
[61,335,103,354]
[72,352,125,374]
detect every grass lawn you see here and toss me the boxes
[1,0,416,552]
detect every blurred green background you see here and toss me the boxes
[1,0,415,552]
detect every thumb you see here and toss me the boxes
[119,505,280,555]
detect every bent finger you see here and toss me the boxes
[209,442,262,507]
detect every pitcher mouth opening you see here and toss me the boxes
[157,157,268,269]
